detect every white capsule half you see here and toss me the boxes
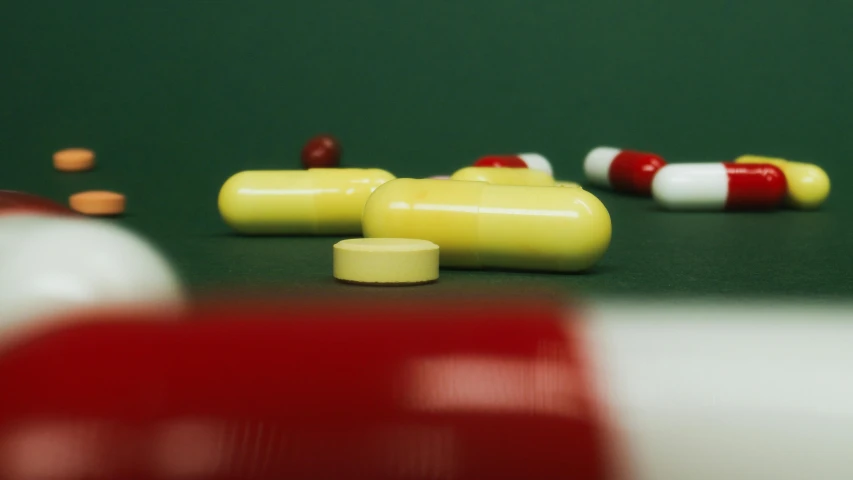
[583,302,853,480]
[517,153,554,176]
[0,214,185,342]
[652,164,729,210]
[583,146,620,188]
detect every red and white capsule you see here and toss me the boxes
[652,163,787,211]
[473,153,553,176]
[584,147,667,195]
[3,298,853,480]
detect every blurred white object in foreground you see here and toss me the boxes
[0,214,185,341]
[582,301,853,480]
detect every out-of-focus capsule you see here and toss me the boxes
[218,168,395,235]
[473,153,553,175]
[584,147,667,195]
[451,167,555,186]
[362,179,611,272]
[735,155,830,209]
[652,163,786,211]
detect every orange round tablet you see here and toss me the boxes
[69,191,125,216]
[53,148,95,172]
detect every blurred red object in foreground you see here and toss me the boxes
[0,297,614,480]
[0,190,76,217]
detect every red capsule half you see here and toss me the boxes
[0,298,614,480]
[473,153,553,175]
[473,155,528,168]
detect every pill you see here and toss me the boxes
[652,163,786,211]
[473,153,553,175]
[735,155,830,209]
[333,238,439,285]
[428,175,451,180]
[53,148,96,172]
[450,167,555,186]
[69,190,126,216]
[362,179,611,272]
[555,181,582,188]
[218,168,395,235]
[301,135,341,169]
[584,146,667,195]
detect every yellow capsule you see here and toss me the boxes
[362,179,611,272]
[450,167,555,186]
[735,155,830,209]
[219,168,395,235]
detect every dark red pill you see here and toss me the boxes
[301,135,341,168]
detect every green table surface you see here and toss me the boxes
[2,1,851,301]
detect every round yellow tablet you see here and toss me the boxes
[333,238,439,285]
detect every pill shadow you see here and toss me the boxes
[441,265,614,276]
[333,279,439,288]
[581,184,650,198]
[645,205,785,214]
[212,231,357,240]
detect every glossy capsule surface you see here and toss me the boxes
[473,153,553,175]
[362,179,611,272]
[219,168,395,234]
[451,167,555,186]
[584,147,667,195]
[652,163,786,211]
[735,155,830,209]
[473,156,528,168]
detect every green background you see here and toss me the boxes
[2,1,850,299]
